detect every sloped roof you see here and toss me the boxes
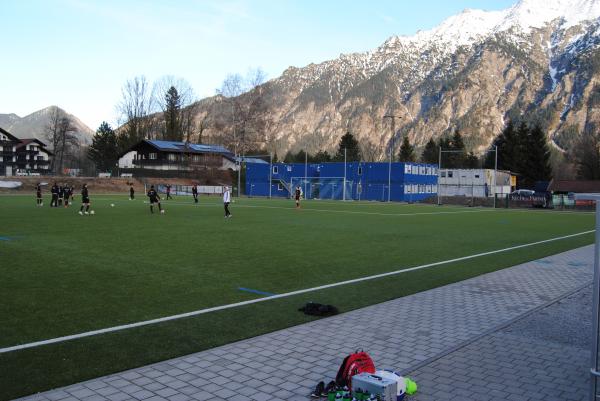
[236,156,269,164]
[146,140,232,155]
[120,139,234,159]
[0,127,20,142]
[15,138,49,150]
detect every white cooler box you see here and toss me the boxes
[352,372,397,401]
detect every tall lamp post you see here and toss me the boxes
[383,115,402,202]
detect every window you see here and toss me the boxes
[448,171,453,178]
[277,183,284,191]
[168,154,176,161]
[149,153,157,160]
[358,166,362,175]
[273,166,278,174]
[441,171,446,178]
[287,165,292,172]
[405,164,412,174]
[474,174,480,178]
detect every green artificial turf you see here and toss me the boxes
[0,194,594,399]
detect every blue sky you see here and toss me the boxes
[0,0,516,130]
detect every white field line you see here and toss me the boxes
[0,229,594,354]
[93,198,492,217]
[89,196,596,216]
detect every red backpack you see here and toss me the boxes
[335,351,376,389]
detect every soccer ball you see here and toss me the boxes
[110,203,115,207]
[160,209,165,214]
[90,210,95,215]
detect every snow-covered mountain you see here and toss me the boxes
[0,106,94,147]
[196,0,600,158]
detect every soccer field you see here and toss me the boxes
[0,194,595,399]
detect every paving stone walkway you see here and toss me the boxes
[17,245,594,401]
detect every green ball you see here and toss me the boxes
[405,378,418,395]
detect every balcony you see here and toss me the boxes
[132,158,169,165]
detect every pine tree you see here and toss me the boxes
[570,129,600,179]
[520,123,552,188]
[295,149,307,163]
[283,151,294,163]
[164,86,182,141]
[88,122,119,172]
[485,120,521,171]
[514,121,530,181]
[448,130,466,168]
[313,150,332,162]
[398,136,416,162]
[464,152,479,168]
[438,136,451,167]
[420,138,438,164]
[272,152,278,163]
[500,120,520,172]
[334,132,361,161]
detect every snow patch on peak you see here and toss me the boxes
[499,0,600,31]
[384,0,600,52]
[394,8,506,52]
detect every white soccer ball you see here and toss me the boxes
[90,210,95,215]
[110,203,115,207]
[160,209,165,214]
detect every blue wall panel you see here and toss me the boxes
[245,161,438,202]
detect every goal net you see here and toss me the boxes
[290,177,354,200]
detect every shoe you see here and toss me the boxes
[323,381,337,397]
[78,211,83,215]
[311,381,325,398]
[84,211,89,215]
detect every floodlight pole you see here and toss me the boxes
[592,198,600,401]
[304,151,308,199]
[575,194,600,401]
[343,147,347,201]
[238,154,242,198]
[593,199,600,401]
[437,146,442,206]
[269,152,272,199]
[383,115,402,202]
[493,145,498,208]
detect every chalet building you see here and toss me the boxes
[0,128,21,176]
[15,139,52,174]
[118,140,237,173]
[1,128,53,176]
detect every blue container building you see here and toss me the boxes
[245,161,438,202]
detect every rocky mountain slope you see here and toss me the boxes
[196,0,600,159]
[0,106,94,147]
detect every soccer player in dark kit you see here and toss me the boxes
[166,184,173,200]
[192,184,198,204]
[63,185,71,207]
[58,185,64,207]
[147,185,164,214]
[79,184,91,215]
[295,186,302,208]
[129,184,135,200]
[50,182,58,207]
[36,183,43,206]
